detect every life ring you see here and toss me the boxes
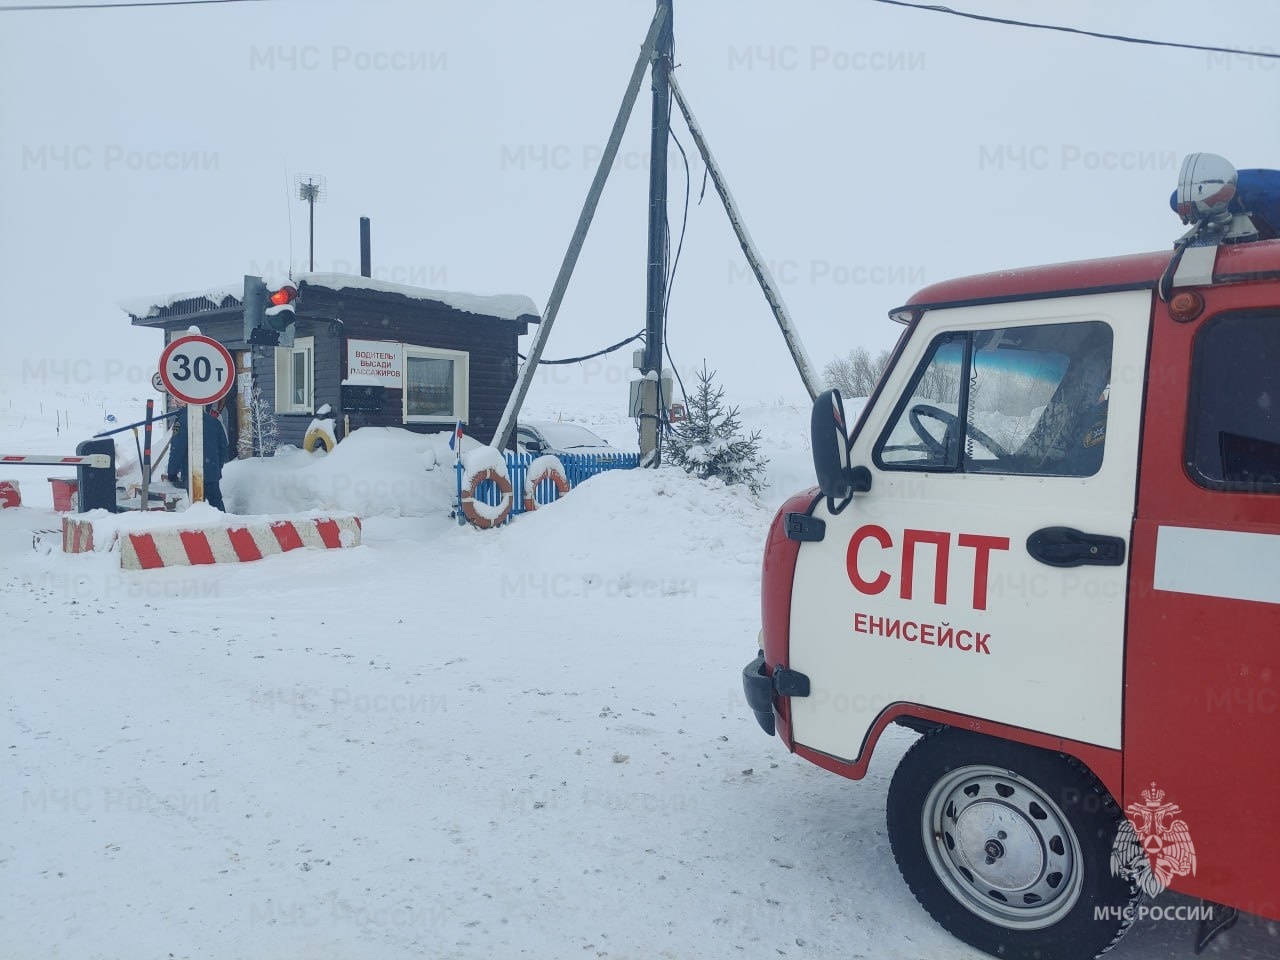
[461,468,513,529]
[523,464,571,512]
[304,427,334,453]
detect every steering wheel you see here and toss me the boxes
[909,404,1010,461]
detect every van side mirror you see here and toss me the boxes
[811,389,870,500]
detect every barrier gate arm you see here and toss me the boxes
[1,454,112,468]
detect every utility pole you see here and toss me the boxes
[640,0,674,466]
[491,6,669,452]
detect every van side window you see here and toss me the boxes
[1187,312,1280,492]
[874,320,1113,477]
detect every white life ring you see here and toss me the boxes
[461,468,513,529]
[523,462,571,512]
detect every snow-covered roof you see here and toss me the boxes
[298,272,540,322]
[121,273,541,323]
[118,285,242,319]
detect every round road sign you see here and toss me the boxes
[159,335,235,406]
[151,371,166,393]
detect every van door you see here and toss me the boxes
[1125,298,1280,917]
[788,291,1152,762]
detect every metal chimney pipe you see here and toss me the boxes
[359,217,371,278]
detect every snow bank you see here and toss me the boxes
[457,466,776,601]
[223,427,461,518]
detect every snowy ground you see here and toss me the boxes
[2,378,1276,960]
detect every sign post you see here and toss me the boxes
[188,402,205,503]
[140,398,154,511]
[159,335,234,506]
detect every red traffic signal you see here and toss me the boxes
[267,284,297,308]
[264,284,298,330]
[244,274,298,345]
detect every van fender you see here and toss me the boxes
[793,703,1122,804]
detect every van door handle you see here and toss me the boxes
[1026,527,1126,567]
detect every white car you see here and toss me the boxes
[515,421,626,458]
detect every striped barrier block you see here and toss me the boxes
[0,480,20,508]
[63,516,95,553]
[61,515,361,569]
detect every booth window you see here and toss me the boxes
[1186,311,1280,493]
[874,320,1113,477]
[404,346,468,423]
[275,337,314,414]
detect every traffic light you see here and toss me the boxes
[243,274,266,342]
[265,284,298,328]
[243,274,298,346]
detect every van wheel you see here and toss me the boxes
[886,729,1138,960]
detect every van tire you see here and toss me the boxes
[886,728,1138,960]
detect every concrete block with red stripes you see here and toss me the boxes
[63,515,95,552]
[61,514,361,569]
[0,480,21,508]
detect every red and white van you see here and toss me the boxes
[743,154,1279,960]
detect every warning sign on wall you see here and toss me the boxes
[346,340,403,387]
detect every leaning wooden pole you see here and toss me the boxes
[666,69,822,401]
[492,5,670,452]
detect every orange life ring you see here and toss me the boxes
[461,468,513,529]
[523,466,571,512]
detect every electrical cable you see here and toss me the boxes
[868,0,1280,59]
[518,331,644,366]
[654,102,672,454]
[1,0,268,9]
[663,111,693,419]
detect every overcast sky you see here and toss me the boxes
[1,0,1277,409]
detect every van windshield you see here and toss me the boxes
[876,320,1113,477]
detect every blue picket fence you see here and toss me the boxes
[455,451,640,524]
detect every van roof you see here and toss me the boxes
[899,236,1280,316]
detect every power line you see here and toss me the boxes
[0,0,268,11]
[519,331,645,366]
[870,0,1280,59]
[663,114,692,417]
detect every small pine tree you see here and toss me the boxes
[665,362,767,495]
[239,387,280,459]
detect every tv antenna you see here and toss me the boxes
[293,174,327,272]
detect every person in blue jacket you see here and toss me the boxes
[165,400,229,510]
